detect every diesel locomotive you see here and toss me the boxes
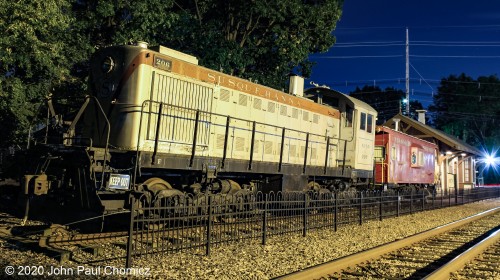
[17,42,379,216]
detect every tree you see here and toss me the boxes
[429,74,500,147]
[75,0,343,89]
[429,74,500,183]
[408,100,427,123]
[0,0,78,147]
[0,0,344,148]
[349,86,405,124]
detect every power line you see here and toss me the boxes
[411,55,500,58]
[336,41,404,45]
[413,40,500,44]
[413,43,500,47]
[409,63,435,95]
[311,55,404,59]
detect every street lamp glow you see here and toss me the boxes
[485,154,496,166]
[480,149,499,169]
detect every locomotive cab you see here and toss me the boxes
[305,88,377,189]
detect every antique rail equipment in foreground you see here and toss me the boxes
[18,42,378,219]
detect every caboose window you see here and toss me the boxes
[367,114,373,133]
[374,146,385,161]
[418,151,424,166]
[360,112,366,130]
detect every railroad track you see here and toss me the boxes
[276,207,500,280]
[427,227,500,279]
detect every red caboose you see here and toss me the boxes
[374,126,437,189]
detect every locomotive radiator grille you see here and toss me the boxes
[147,73,213,147]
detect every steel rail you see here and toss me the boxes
[275,206,500,280]
[423,227,500,280]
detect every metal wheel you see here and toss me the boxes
[143,177,173,193]
[307,181,321,192]
[142,177,184,203]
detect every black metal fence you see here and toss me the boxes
[125,187,500,267]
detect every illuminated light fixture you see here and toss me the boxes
[485,154,496,166]
[446,151,453,155]
[479,149,499,171]
[402,99,408,104]
[461,153,466,157]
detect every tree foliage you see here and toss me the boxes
[158,0,344,89]
[429,73,500,184]
[349,85,424,124]
[0,0,78,146]
[429,74,500,148]
[0,0,344,147]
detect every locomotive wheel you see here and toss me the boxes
[307,181,321,192]
[142,177,185,205]
[156,189,184,200]
[226,179,241,195]
[143,177,173,193]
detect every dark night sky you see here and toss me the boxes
[307,0,500,108]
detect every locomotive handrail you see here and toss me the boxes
[88,96,111,190]
[65,96,91,144]
[135,100,352,142]
[133,99,355,186]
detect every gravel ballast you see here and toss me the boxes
[0,199,499,279]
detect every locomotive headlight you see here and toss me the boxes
[101,56,115,74]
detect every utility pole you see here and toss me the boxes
[405,28,410,116]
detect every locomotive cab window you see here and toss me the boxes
[345,105,353,127]
[323,96,339,108]
[360,112,366,131]
[367,114,373,133]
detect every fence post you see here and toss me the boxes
[206,195,213,256]
[303,194,308,237]
[126,195,136,268]
[454,175,458,204]
[422,190,425,211]
[441,188,443,208]
[449,189,451,207]
[334,191,338,232]
[262,195,268,245]
[358,191,363,226]
[397,191,400,217]
[410,190,413,214]
[379,190,383,222]
[432,189,435,209]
